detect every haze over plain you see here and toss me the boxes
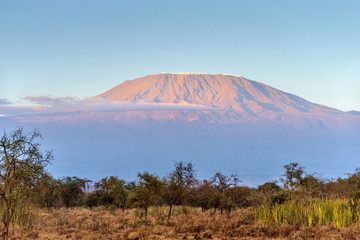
[1,73,359,186]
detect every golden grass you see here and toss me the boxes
[5,206,360,239]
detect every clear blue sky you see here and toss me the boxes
[1,0,359,111]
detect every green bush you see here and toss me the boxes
[271,193,290,205]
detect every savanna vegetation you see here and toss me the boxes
[2,128,360,239]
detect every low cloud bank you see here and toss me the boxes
[22,96,79,106]
[0,98,12,105]
[0,96,217,117]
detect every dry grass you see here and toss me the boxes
[6,206,360,239]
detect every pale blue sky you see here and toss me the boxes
[1,0,359,111]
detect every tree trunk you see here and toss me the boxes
[2,199,9,240]
[2,221,9,240]
[168,202,173,219]
[144,207,148,221]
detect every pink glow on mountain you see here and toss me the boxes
[98,73,341,116]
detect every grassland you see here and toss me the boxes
[6,204,360,240]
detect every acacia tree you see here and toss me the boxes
[211,172,230,192]
[211,172,231,214]
[0,128,53,240]
[95,176,128,210]
[193,180,216,212]
[33,172,61,210]
[300,174,324,198]
[281,162,305,192]
[165,161,195,219]
[133,172,164,220]
[58,176,86,207]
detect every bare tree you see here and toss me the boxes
[0,128,52,240]
[230,174,241,187]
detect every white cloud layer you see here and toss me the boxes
[0,96,217,117]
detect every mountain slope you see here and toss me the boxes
[98,73,341,116]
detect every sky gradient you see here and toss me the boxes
[1,0,359,111]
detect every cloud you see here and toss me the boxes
[22,96,79,106]
[71,97,217,112]
[0,98,12,105]
[0,96,218,117]
[0,105,43,117]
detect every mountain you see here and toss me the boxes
[3,73,360,185]
[98,73,339,115]
[96,73,358,131]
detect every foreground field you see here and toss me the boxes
[7,207,360,240]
